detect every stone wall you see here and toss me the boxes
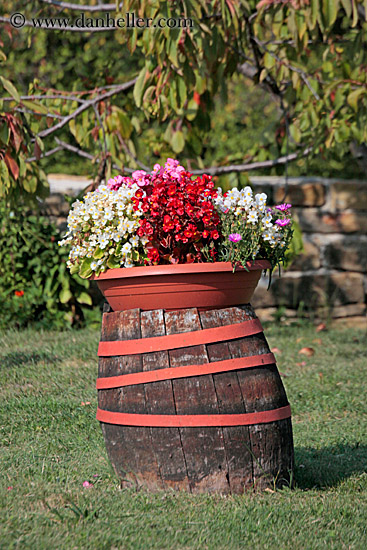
[44,175,367,325]
[250,177,367,326]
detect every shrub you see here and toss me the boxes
[0,202,97,329]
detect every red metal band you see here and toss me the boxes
[96,404,291,427]
[98,318,263,357]
[96,352,275,390]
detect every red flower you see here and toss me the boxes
[133,167,221,264]
[15,290,24,297]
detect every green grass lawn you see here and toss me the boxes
[0,321,366,550]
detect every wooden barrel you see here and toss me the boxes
[97,304,294,494]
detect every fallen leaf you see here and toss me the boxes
[264,488,275,493]
[296,361,307,367]
[279,371,289,377]
[298,347,315,357]
[296,337,303,343]
[312,338,323,345]
[318,372,323,381]
[271,347,282,354]
[316,323,327,332]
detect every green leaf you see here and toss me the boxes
[21,100,49,115]
[0,122,9,145]
[59,288,72,304]
[171,130,185,153]
[311,0,320,28]
[93,247,104,260]
[323,0,339,28]
[177,79,187,108]
[340,0,352,17]
[347,88,365,111]
[76,291,92,305]
[0,76,20,103]
[117,111,133,139]
[70,263,79,275]
[0,160,9,186]
[133,67,148,108]
[107,255,121,269]
[22,177,38,193]
[79,257,93,279]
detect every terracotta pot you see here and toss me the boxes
[92,260,270,311]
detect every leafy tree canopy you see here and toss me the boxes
[1,0,367,203]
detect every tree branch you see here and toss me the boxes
[252,37,321,101]
[54,138,138,173]
[26,145,64,162]
[2,94,86,103]
[38,0,123,12]
[36,78,136,138]
[115,131,150,172]
[190,147,312,176]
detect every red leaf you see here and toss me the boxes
[316,323,327,332]
[4,152,19,180]
[271,347,282,354]
[34,140,42,161]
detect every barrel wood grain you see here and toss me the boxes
[97,303,294,493]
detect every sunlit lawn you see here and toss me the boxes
[0,321,366,549]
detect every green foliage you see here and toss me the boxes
[1,0,367,201]
[0,202,98,329]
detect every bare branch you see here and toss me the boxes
[237,62,258,80]
[37,78,136,138]
[2,94,86,103]
[15,107,64,119]
[190,147,312,176]
[116,131,150,172]
[0,15,120,32]
[26,145,64,162]
[92,104,108,156]
[54,138,137,173]
[252,37,321,100]
[38,0,123,12]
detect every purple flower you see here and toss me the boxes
[228,233,242,243]
[275,218,291,227]
[275,203,292,211]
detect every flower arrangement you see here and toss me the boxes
[60,159,293,278]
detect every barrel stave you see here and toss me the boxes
[97,304,294,493]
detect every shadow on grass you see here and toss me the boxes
[0,351,61,368]
[294,444,367,489]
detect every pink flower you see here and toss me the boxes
[7,486,13,491]
[275,218,291,226]
[275,203,292,211]
[107,175,124,190]
[229,233,242,243]
[132,170,150,187]
[82,481,93,488]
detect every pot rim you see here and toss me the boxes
[92,259,271,281]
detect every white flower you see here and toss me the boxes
[262,231,273,241]
[99,237,110,249]
[129,235,139,246]
[104,209,114,221]
[247,210,258,224]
